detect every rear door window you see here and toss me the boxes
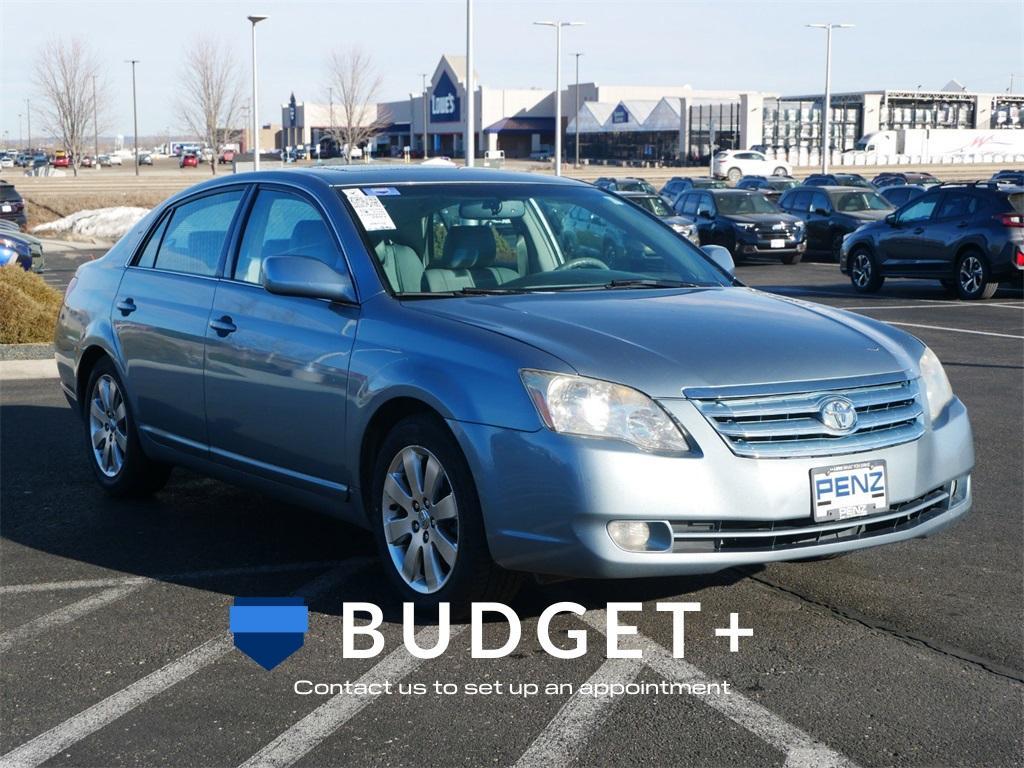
[934,192,978,220]
[152,189,245,276]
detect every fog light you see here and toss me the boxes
[607,521,673,552]
[608,521,650,551]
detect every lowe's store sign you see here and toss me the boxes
[430,72,461,123]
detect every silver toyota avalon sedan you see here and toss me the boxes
[54,167,974,607]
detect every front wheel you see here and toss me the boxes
[83,358,171,497]
[849,249,884,293]
[955,251,998,300]
[772,167,788,177]
[726,167,742,183]
[371,415,522,611]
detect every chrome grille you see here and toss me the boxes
[691,378,924,458]
[671,486,949,554]
[753,222,794,237]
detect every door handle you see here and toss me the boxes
[115,298,136,316]
[208,316,237,336]
[913,227,924,234]
[956,221,969,228]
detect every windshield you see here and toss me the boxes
[618,179,653,193]
[629,195,672,217]
[832,191,892,212]
[714,193,780,215]
[695,179,728,189]
[767,179,799,191]
[339,183,730,296]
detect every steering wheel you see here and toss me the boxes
[555,257,610,271]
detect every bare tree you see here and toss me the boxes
[177,39,243,175]
[325,48,390,164]
[34,38,105,177]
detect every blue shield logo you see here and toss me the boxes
[230,597,309,670]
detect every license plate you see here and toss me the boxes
[1,205,10,213]
[810,460,888,522]
[770,238,785,249]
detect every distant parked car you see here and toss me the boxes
[803,173,873,189]
[180,153,199,168]
[138,153,153,166]
[990,170,1024,186]
[712,150,791,182]
[97,154,123,167]
[52,150,70,168]
[594,177,656,194]
[660,177,728,205]
[871,171,940,188]
[673,188,806,263]
[735,175,800,200]
[31,154,49,169]
[218,149,236,164]
[878,184,927,208]
[0,181,27,230]
[618,191,700,244]
[778,186,894,260]
[0,153,14,169]
[841,182,1024,299]
[15,153,31,167]
[80,155,95,168]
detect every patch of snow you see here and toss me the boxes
[33,206,150,242]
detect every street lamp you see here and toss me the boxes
[466,0,474,166]
[572,52,583,168]
[534,20,584,177]
[248,14,269,170]
[125,60,140,175]
[420,73,429,159]
[806,23,853,175]
[92,75,99,159]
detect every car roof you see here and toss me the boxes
[708,188,758,195]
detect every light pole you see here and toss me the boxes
[465,0,474,166]
[18,114,22,148]
[807,23,853,175]
[126,60,140,175]
[572,52,583,168]
[328,85,335,156]
[534,20,584,177]
[92,75,99,158]
[25,99,30,152]
[420,73,429,159]
[248,14,269,170]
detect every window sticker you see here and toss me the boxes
[362,187,401,196]
[342,188,397,231]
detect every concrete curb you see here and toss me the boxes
[0,359,58,381]
[0,343,55,361]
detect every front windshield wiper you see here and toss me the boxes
[603,279,703,289]
[457,286,529,295]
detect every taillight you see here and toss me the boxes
[1015,247,1024,269]
[995,213,1024,228]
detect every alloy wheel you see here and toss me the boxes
[958,255,984,295]
[382,445,459,594]
[851,253,872,288]
[89,374,127,477]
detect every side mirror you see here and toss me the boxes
[885,213,898,226]
[698,209,713,220]
[702,244,735,276]
[261,255,357,303]
[814,208,829,217]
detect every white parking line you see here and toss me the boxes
[0,584,142,654]
[239,624,468,768]
[579,611,859,768]
[512,657,643,768]
[0,559,371,768]
[0,560,347,595]
[884,322,1024,339]
[841,303,1024,311]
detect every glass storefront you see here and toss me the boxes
[762,98,862,153]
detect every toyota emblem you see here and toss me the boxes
[818,396,858,433]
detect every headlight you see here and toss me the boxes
[919,346,954,421]
[520,370,691,453]
[793,220,805,229]
[670,223,695,236]
[734,222,756,230]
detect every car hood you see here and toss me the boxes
[838,209,891,222]
[409,288,915,398]
[723,213,800,225]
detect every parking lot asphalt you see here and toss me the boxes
[2,262,1022,767]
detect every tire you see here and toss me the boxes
[849,248,884,293]
[781,251,803,265]
[371,414,522,612]
[83,357,171,497]
[772,167,788,177]
[726,167,742,183]
[955,251,998,300]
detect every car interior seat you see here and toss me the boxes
[423,226,519,291]
[373,235,426,293]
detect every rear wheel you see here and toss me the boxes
[726,167,742,183]
[955,251,998,300]
[83,358,171,497]
[849,248,884,293]
[371,415,522,612]
[772,166,788,177]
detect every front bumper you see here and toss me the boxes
[451,396,974,579]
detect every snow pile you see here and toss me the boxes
[34,207,150,242]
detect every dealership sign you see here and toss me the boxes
[611,104,630,124]
[430,72,461,123]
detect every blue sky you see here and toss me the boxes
[1,0,1021,142]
